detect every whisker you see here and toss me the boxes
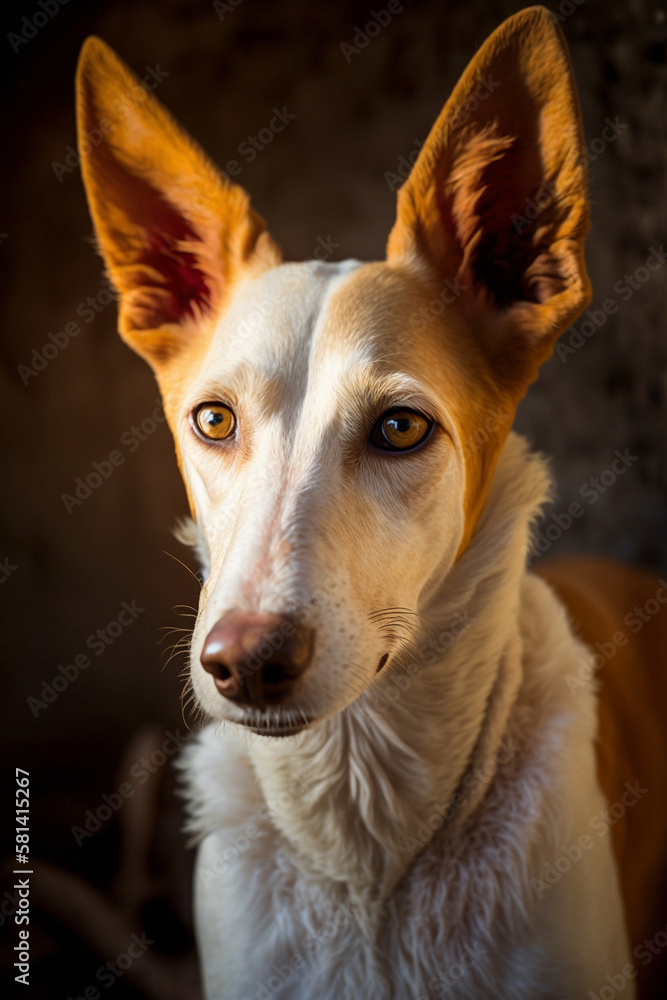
[162,550,203,589]
[157,625,193,643]
[180,681,203,732]
[369,605,438,627]
[160,636,193,672]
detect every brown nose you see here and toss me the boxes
[200,610,313,707]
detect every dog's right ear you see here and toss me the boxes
[76,38,281,370]
[386,6,590,400]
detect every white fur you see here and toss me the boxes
[180,430,632,1000]
[180,260,467,735]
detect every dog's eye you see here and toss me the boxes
[371,410,432,452]
[194,403,235,441]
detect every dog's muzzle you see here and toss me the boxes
[200,610,314,708]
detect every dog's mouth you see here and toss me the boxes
[234,716,313,738]
[225,653,392,735]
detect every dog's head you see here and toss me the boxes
[77,6,590,735]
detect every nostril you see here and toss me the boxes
[217,663,232,681]
[201,652,234,684]
[263,663,285,686]
[377,653,389,673]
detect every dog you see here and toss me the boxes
[76,6,667,997]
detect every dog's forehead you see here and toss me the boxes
[215,259,362,363]
[212,258,447,384]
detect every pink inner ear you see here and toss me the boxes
[105,167,219,331]
[145,224,213,325]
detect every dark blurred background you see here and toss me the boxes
[1,0,665,996]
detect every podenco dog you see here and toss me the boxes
[76,6,667,998]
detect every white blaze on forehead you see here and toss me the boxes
[207,259,364,380]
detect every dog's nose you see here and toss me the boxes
[200,610,313,706]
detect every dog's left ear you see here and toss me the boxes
[76,37,281,371]
[387,5,590,397]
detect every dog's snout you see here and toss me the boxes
[200,610,313,707]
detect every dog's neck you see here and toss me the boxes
[246,434,551,901]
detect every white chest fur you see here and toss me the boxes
[182,439,632,1000]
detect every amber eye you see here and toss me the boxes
[194,403,235,441]
[371,409,432,452]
